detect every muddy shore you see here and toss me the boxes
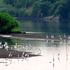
[0,48,41,58]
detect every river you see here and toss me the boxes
[0,37,70,70]
[21,19,59,34]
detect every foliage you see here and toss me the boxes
[0,12,20,34]
[0,0,70,34]
[0,0,69,18]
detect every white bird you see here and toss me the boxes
[24,54,29,57]
[21,52,25,58]
[0,42,2,48]
[5,45,9,51]
[4,42,9,50]
[8,52,12,57]
[14,43,18,49]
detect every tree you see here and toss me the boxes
[59,0,70,35]
[0,12,20,34]
[32,0,51,17]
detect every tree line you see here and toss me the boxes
[0,0,70,34]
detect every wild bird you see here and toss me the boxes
[21,52,29,58]
[8,52,12,57]
[21,52,25,58]
[0,42,9,50]
[24,53,29,57]
[4,42,9,51]
[14,43,18,49]
[0,42,2,48]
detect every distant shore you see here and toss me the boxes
[0,33,70,40]
[0,32,46,40]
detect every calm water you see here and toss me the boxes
[21,20,59,34]
[0,37,70,70]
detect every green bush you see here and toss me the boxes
[0,12,20,34]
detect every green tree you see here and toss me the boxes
[59,0,70,35]
[32,0,51,17]
[0,12,20,34]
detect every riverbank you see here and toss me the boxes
[0,33,70,40]
[0,33,46,40]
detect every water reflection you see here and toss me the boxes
[21,20,49,32]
